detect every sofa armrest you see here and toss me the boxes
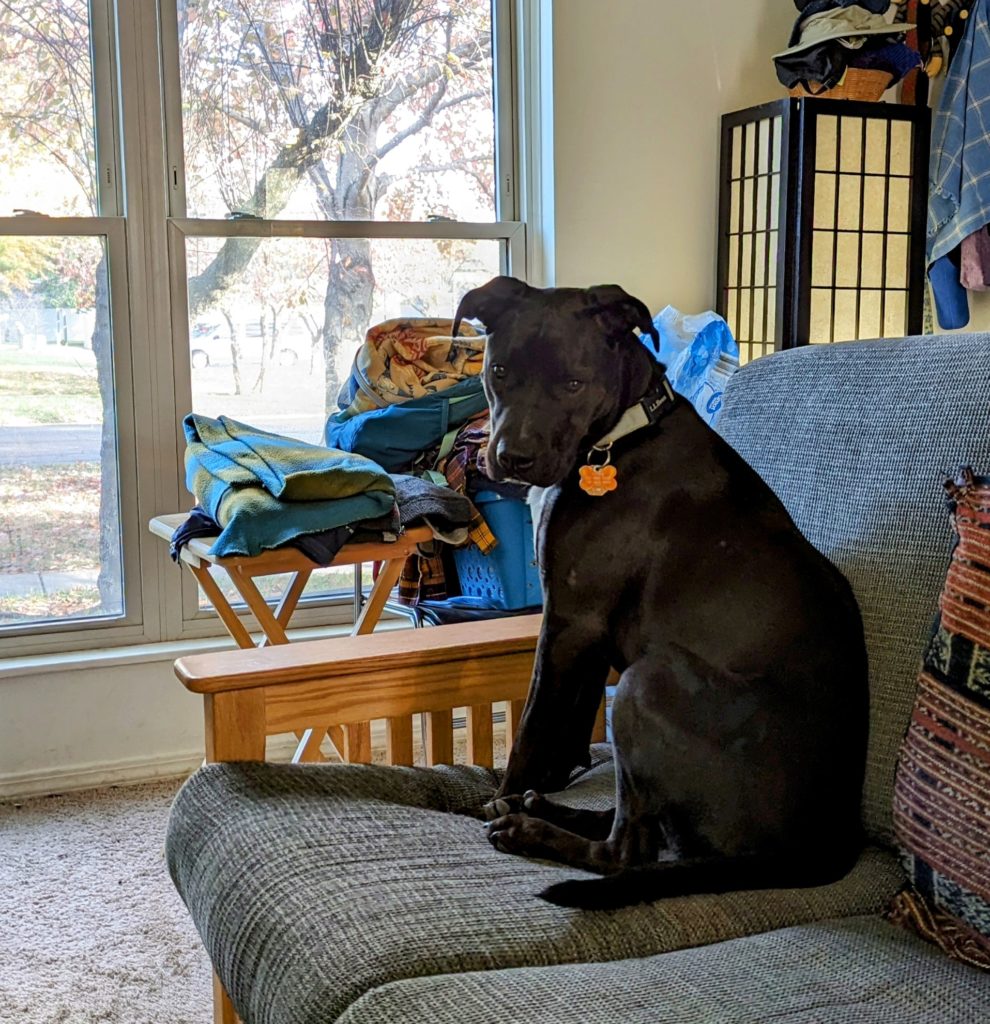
[174,615,543,763]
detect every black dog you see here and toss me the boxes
[452,276,868,910]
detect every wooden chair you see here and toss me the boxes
[172,613,609,1024]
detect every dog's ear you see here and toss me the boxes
[453,276,531,337]
[583,285,659,352]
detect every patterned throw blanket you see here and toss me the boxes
[335,318,485,418]
[183,414,395,558]
[891,467,990,970]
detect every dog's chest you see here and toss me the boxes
[540,481,654,600]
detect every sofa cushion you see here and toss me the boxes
[892,468,990,968]
[716,333,990,845]
[167,756,906,1024]
[335,915,990,1024]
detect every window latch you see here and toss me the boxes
[13,209,49,218]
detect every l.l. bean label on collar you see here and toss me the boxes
[579,463,618,497]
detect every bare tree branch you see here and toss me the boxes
[188,0,421,313]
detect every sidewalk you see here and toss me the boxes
[0,569,104,627]
[0,569,99,598]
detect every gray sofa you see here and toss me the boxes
[167,333,990,1023]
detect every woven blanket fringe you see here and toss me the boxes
[886,888,990,971]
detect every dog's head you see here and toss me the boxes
[453,276,660,487]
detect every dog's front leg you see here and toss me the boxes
[496,611,609,799]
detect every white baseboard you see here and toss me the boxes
[0,751,204,801]
[0,736,305,801]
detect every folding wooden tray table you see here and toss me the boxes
[149,513,434,764]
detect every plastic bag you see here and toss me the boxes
[647,306,740,425]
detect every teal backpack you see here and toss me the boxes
[324,376,488,473]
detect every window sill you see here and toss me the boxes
[0,617,413,681]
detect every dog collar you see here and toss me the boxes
[594,376,677,449]
[579,376,677,497]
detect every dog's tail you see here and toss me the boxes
[539,847,860,911]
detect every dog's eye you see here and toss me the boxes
[490,363,506,380]
[564,379,584,393]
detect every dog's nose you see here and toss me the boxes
[496,441,535,477]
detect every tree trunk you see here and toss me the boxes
[182,0,424,317]
[319,118,379,417]
[323,237,374,414]
[220,309,242,395]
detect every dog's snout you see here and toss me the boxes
[495,440,535,477]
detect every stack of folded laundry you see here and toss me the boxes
[773,1,921,94]
[176,413,476,565]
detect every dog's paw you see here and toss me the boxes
[485,812,566,859]
[522,790,547,813]
[485,812,533,854]
[482,794,528,821]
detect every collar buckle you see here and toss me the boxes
[640,377,676,424]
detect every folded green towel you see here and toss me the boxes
[183,414,396,557]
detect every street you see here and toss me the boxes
[0,415,327,467]
[0,424,102,466]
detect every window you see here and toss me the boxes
[0,1,524,656]
[0,2,142,645]
[165,0,521,627]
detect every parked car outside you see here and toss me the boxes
[189,315,312,369]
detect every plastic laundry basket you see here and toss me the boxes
[452,490,542,610]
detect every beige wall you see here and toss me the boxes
[0,659,205,799]
[552,0,796,312]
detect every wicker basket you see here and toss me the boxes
[789,68,893,101]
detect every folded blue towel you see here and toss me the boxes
[183,414,395,557]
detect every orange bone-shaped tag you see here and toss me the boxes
[578,463,618,497]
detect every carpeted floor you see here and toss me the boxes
[0,727,507,1023]
[0,776,212,1024]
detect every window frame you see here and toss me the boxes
[0,215,148,656]
[0,0,531,658]
[167,219,524,633]
[159,0,525,637]
[2,0,170,656]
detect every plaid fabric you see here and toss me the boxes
[441,413,493,494]
[167,755,907,1024]
[466,510,496,554]
[336,916,990,1024]
[399,412,497,605]
[892,469,990,968]
[396,513,495,606]
[928,0,990,266]
[397,550,449,605]
[717,333,990,845]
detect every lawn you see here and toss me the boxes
[0,461,106,624]
[0,346,106,623]
[0,462,103,574]
[0,346,102,425]
[0,457,361,623]
[0,344,363,624]
[0,586,102,624]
